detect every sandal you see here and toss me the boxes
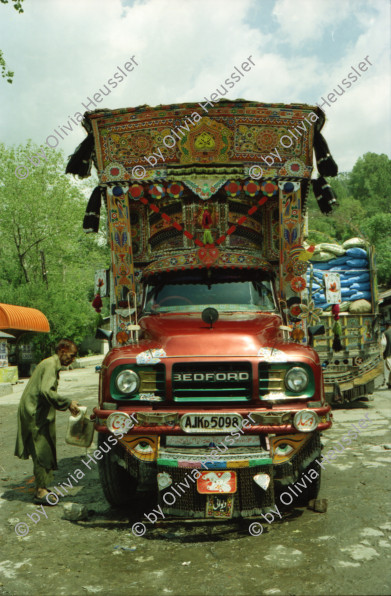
[33,495,55,506]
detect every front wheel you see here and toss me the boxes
[97,433,138,508]
[295,459,321,506]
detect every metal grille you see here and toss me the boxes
[340,380,375,401]
[157,463,274,518]
[138,365,165,396]
[323,356,381,384]
[258,363,285,396]
[172,362,252,402]
[291,431,321,475]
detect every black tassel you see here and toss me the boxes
[312,176,338,215]
[332,335,343,352]
[83,186,105,233]
[66,133,94,178]
[314,130,338,177]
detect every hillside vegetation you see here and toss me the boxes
[307,152,391,286]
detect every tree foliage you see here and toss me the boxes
[307,152,391,286]
[0,141,108,358]
[1,0,25,83]
[361,214,391,284]
[349,153,391,213]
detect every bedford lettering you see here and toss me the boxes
[173,372,249,382]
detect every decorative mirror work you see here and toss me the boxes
[87,102,318,183]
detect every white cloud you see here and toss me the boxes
[0,0,389,172]
[309,0,391,170]
[272,0,352,47]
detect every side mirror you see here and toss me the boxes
[307,324,325,347]
[308,325,325,337]
[95,328,113,348]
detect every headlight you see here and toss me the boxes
[116,369,140,394]
[285,367,309,392]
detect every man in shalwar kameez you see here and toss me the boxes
[15,339,80,503]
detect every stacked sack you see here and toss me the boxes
[307,238,371,312]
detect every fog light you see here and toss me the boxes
[107,412,132,435]
[293,410,319,432]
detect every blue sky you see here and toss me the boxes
[0,0,390,172]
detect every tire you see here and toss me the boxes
[97,433,138,508]
[295,459,321,506]
[331,382,344,406]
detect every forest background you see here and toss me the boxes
[0,143,390,359]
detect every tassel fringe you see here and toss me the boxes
[312,176,338,214]
[66,134,94,178]
[83,186,105,233]
[314,131,338,177]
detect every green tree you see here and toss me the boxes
[0,0,25,83]
[306,175,363,244]
[307,152,391,286]
[0,141,108,358]
[361,214,391,285]
[348,152,391,213]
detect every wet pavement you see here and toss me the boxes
[0,360,390,595]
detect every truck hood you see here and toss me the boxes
[129,312,318,362]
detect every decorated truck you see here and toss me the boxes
[67,100,337,519]
[303,240,382,406]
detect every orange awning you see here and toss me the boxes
[0,303,50,333]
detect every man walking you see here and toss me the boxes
[15,339,80,503]
[382,321,391,389]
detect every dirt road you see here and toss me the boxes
[1,360,390,596]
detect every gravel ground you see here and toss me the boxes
[0,361,390,596]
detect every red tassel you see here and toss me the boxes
[92,294,103,313]
[331,304,340,319]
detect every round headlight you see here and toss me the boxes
[116,370,140,394]
[285,367,309,392]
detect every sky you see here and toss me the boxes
[0,0,390,172]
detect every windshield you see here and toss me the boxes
[144,271,276,313]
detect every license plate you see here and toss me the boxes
[206,494,234,518]
[180,413,242,433]
[197,471,237,494]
